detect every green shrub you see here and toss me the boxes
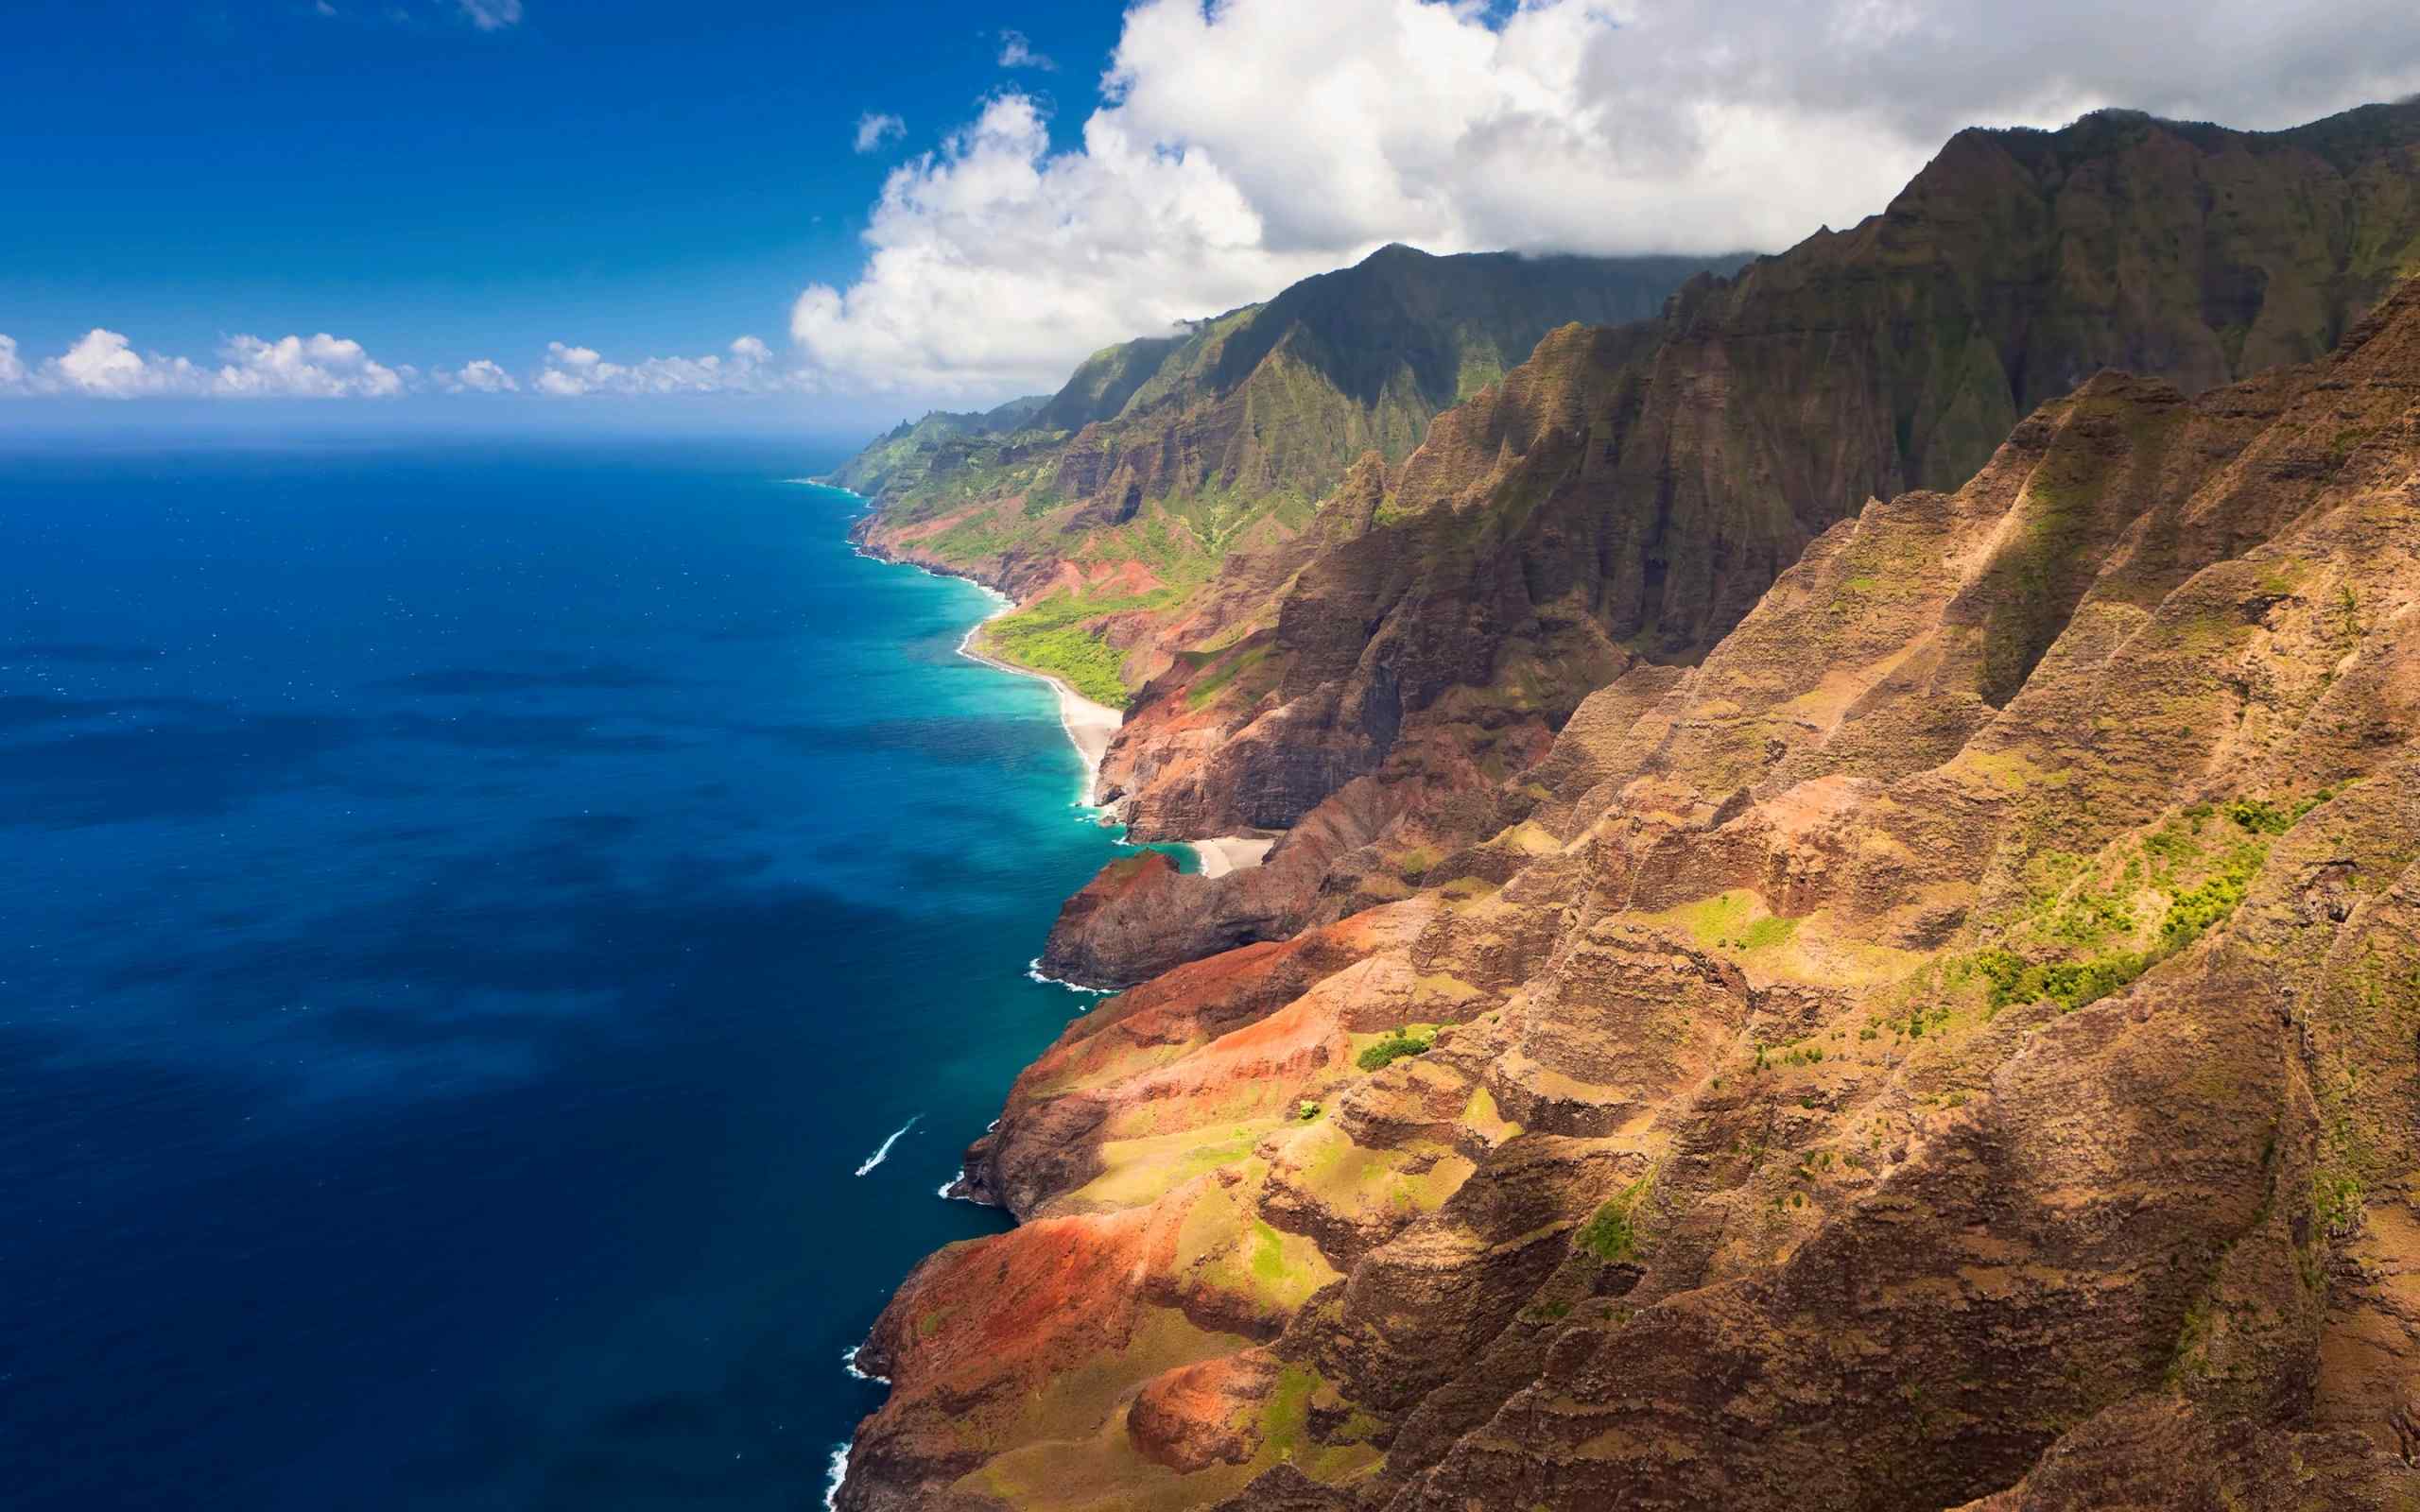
[1357,1027,1435,1072]
[1977,802,2293,1015]
[2161,839,2267,948]
[1974,945,2152,1013]
[2221,791,2326,836]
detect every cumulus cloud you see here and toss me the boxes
[48,330,211,397]
[792,0,2420,399]
[458,0,523,30]
[0,331,810,403]
[0,329,408,399]
[998,29,1056,70]
[854,112,907,153]
[213,334,406,397]
[442,358,520,393]
[533,335,799,397]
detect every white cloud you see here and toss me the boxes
[458,0,523,30]
[0,329,408,400]
[212,334,406,398]
[998,29,1056,70]
[534,335,799,397]
[0,331,810,404]
[51,329,205,397]
[791,0,2420,400]
[443,358,520,393]
[855,112,907,153]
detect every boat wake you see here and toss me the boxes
[854,1115,920,1177]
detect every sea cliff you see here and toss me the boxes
[826,101,2420,1512]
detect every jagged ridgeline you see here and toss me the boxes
[838,249,1754,641]
[838,246,1754,519]
[850,105,2420,750]
[1080,100,2420,846]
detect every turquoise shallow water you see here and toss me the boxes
[0,440,1148,1509]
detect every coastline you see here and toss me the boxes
[820,485,1122,805]
[829,489,1267,869]
[954,610,1122,808]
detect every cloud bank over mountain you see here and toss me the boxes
[789,0,2420,399]
[18,0,2419,409]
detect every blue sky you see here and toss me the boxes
[2,0,1118,433]
[6,0,2416,435]
[3,0,1115,352]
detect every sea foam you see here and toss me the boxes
[822,1444,850,1511]
[1026,957,1113,996]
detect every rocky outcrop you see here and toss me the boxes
[834,273,2420,1512]
[1040,776,1407,988]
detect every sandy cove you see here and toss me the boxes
[954,619,1122,805]
[957,610,1270,876]
[849,524,1270,875]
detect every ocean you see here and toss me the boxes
[0,439,1150,1510]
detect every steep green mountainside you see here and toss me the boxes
[845,247,1751,589]
[825,392,1049,499]
[1100,99,2420,837]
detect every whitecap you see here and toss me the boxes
[937,1171,986,1203]
[855,1115,920,1177]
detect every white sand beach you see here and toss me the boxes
[1192,834,1276,878]
[955,610,1123,806]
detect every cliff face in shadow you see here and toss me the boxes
[836,273,2420,1512]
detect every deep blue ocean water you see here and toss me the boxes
[0,440,1151,1510]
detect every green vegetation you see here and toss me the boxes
[1248,1221,1290,1284]
[1357,1026,1436,1073]
[980,588,1180,709]
[2221,794,2326,835]
[1578,1178,1650,1263]
[1394,846,1441,885]
[1184,645,1270,711]
[1660,889,1805,954]
[1255,1364,1320,1461]
[1967,792,2334,1014]
[1972,945,2156,1013]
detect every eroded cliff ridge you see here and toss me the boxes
[1011,100,2420,988]
[833,264,2420,1510]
